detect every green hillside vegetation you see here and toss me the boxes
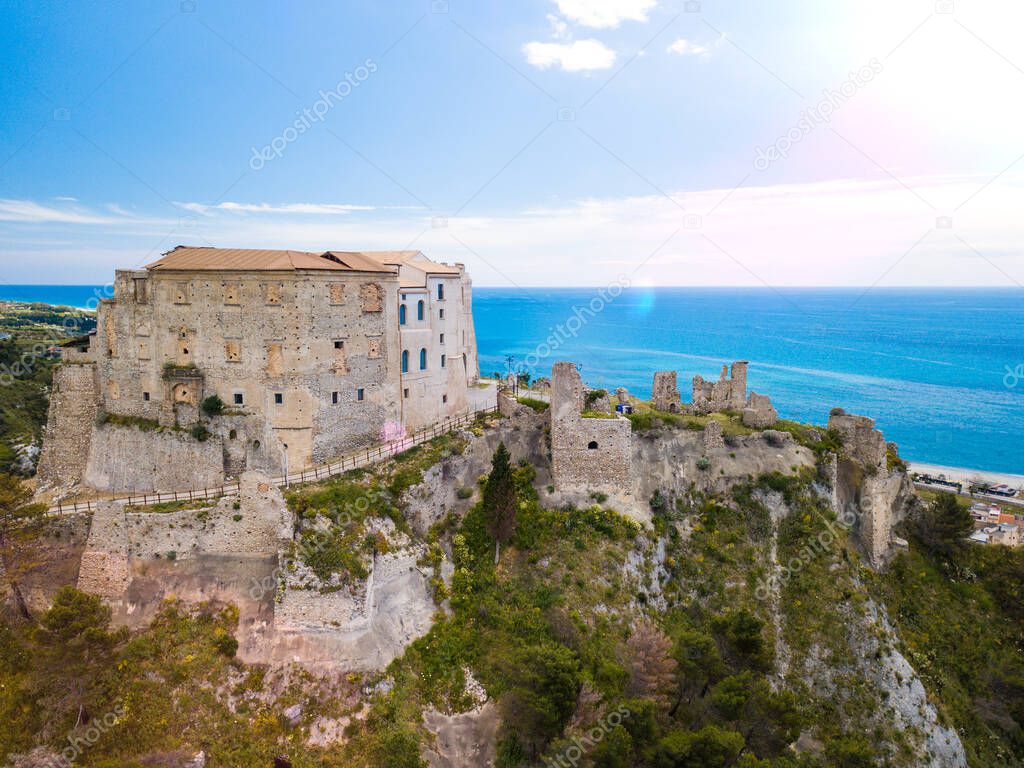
[2,415,1024,765]
[0,302,95,473]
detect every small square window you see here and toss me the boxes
[357,388,365,402]
[403,388,409,399]
[234,393,244,405]
[143,391,150,401]
[274,393,284,405]
[332,391,339,405]
[334,340,344,349]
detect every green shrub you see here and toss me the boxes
[190,423,211,442]
[517,396,550,413]
[201,395,225,416]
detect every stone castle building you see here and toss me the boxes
[38,247,479,492]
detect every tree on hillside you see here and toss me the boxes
[483,442,517,563]
[0,473,46,620]
[34,587,122,730]
[912,491,974,563]
[625,620,678,707]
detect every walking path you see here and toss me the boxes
[50,406,498,515]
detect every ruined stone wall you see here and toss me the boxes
[828,410,886,468]
[692,361,748,414]
[828,409,911,569]
[742,391,778,428]
[652,371,682,412]
[36,362,99,489]
[84,423,225,493]
[550,362,631,491]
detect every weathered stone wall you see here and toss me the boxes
[84,423,225,493]
[36,363,99,489]
[550,362,631,491]
[692,361,748,414]
[702,421,725,451]
[652,372,682,412]
[742,391,778,428]
[829,409,886,468]
[77,502,131,599]
[828,409,911,569]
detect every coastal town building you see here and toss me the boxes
[37,247,479,492]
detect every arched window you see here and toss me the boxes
[437,283,445,300]
[419,348,427,370]
[399,304,407,325]
[401,350,409,373]
[417,299,424,320]
[587,441,599,450]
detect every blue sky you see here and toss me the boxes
[1,0,1022,286]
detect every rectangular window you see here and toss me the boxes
[234,393,244,405]
[133,278,149,304]
[441,354,446,368]
[439,308,445,320]
[143,391,150,401]
[334,340,344,349]
[443,394,448,404]
[357,388,365,402]
[274,393,284,405]
[439,333,445,345]
[437,283,444,300]
[403,388,409,399]
[332,391,339,405]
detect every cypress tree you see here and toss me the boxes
[483,442,517,563]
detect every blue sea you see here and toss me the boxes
[3,285,1023,475]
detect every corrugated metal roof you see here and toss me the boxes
[146,247,397,273]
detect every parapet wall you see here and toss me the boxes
[36,363,99,489]
[84,423,225,493]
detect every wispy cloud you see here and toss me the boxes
[523,39,617,71]
[4,176,1022,287]
[176,201,381,216]
[552,0,657,29]
[0,199,120,225]
[667,35,723,56]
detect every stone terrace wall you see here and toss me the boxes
[84,423,225,493]
[77,502,131,599]
[36,363,99,489]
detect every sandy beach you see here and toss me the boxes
[907,462,1024,491]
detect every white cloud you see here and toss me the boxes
[523,39,617,71]
[0,199,118,225]
[667,35,723,56]
[553,0,657,28]
[176,201,378,216]
[667,38,707,56]
[546,13,569,39]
